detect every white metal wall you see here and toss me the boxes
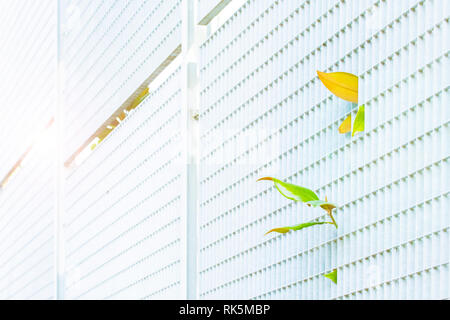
[0,0,57,299]
[197,0,449,299]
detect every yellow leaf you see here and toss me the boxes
[317,71,358,103]
[338,114,352,134]
[352,105,365,137]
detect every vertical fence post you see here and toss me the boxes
[181,0,199,300]
[55,0,65,300]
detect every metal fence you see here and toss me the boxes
[0,0,448,300]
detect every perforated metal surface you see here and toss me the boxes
[197,0,449,299]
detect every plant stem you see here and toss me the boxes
[327,209,338,229]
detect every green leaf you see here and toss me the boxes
[257,177,319,202]
[323,269,337,284]
[352,105,365,137]
[265,221,333,235]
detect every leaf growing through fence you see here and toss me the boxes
[265,221,334,235]
[352,105,365,137]
[323,269,337,284]
[338,114,352,134]
[317,71,358,103]
[257,177,319,202]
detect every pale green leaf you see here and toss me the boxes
[257,177,319,203]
